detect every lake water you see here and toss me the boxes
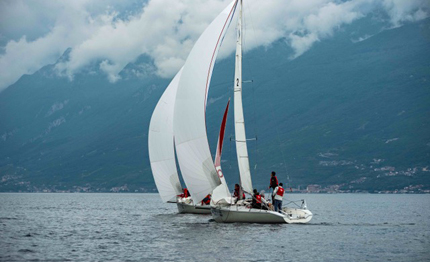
[0,193,429,261]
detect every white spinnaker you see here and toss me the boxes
[234,1,253,193]
[149,69,183,202]
[174,0,238,204]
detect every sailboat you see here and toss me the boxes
[193,0,312,224]
[149,0,312,223]
[148,68,211,214]
[148,0,238,214]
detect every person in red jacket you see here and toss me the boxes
[273,183,285,213]
[251,189,268,210]
[179,188,191,198]
[201,194,211,205]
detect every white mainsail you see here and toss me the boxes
[148,69,183,202]
[233,0,253,193]
[174,0,238,204]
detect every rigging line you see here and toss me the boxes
[211,81,234,89]
[241,0,259,173]
[226,3,239,172]
[245,1,290,185]
[229,135,233,169]
[267,98,290,182]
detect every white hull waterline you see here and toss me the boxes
[177,203,211,214]
[211,205,312,224]
[176,197,211,214]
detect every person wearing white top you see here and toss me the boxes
[273,183,285,213]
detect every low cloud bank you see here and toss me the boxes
[0,0,429,91]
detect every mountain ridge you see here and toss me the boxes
[1,18,429,193]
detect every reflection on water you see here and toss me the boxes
[0,193,429,261]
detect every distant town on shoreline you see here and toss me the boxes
[2,183,429,194]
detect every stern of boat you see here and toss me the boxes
[282,208,313,223]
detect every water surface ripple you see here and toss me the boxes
[0,193,429,261]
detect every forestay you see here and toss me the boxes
[148,69,183,202]
[174,0,239,204]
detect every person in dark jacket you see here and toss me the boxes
[251,189,262,209]
[268,171,278,203]
[233,184,245,201]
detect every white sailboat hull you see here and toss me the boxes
[211,205,312,224]
[177,202,211,214]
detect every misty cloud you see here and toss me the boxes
[0,0,429,92]
[45,100,69,117]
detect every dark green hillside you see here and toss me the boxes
[0,18,429,192]
[207,18,430,191]
[0,54,168,191]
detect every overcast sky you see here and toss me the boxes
[0,0,429,92]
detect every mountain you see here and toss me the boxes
[1,18,429,193]
[0,53,167,192]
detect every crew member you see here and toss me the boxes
[233,184,245,201]
[201,194,211,205]
[251,189,267,209]
[268,171,279,202]
[260,190,270,210]
[273,183,285,213]
[183,188,191,198]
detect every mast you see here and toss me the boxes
[234,0,253,193]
